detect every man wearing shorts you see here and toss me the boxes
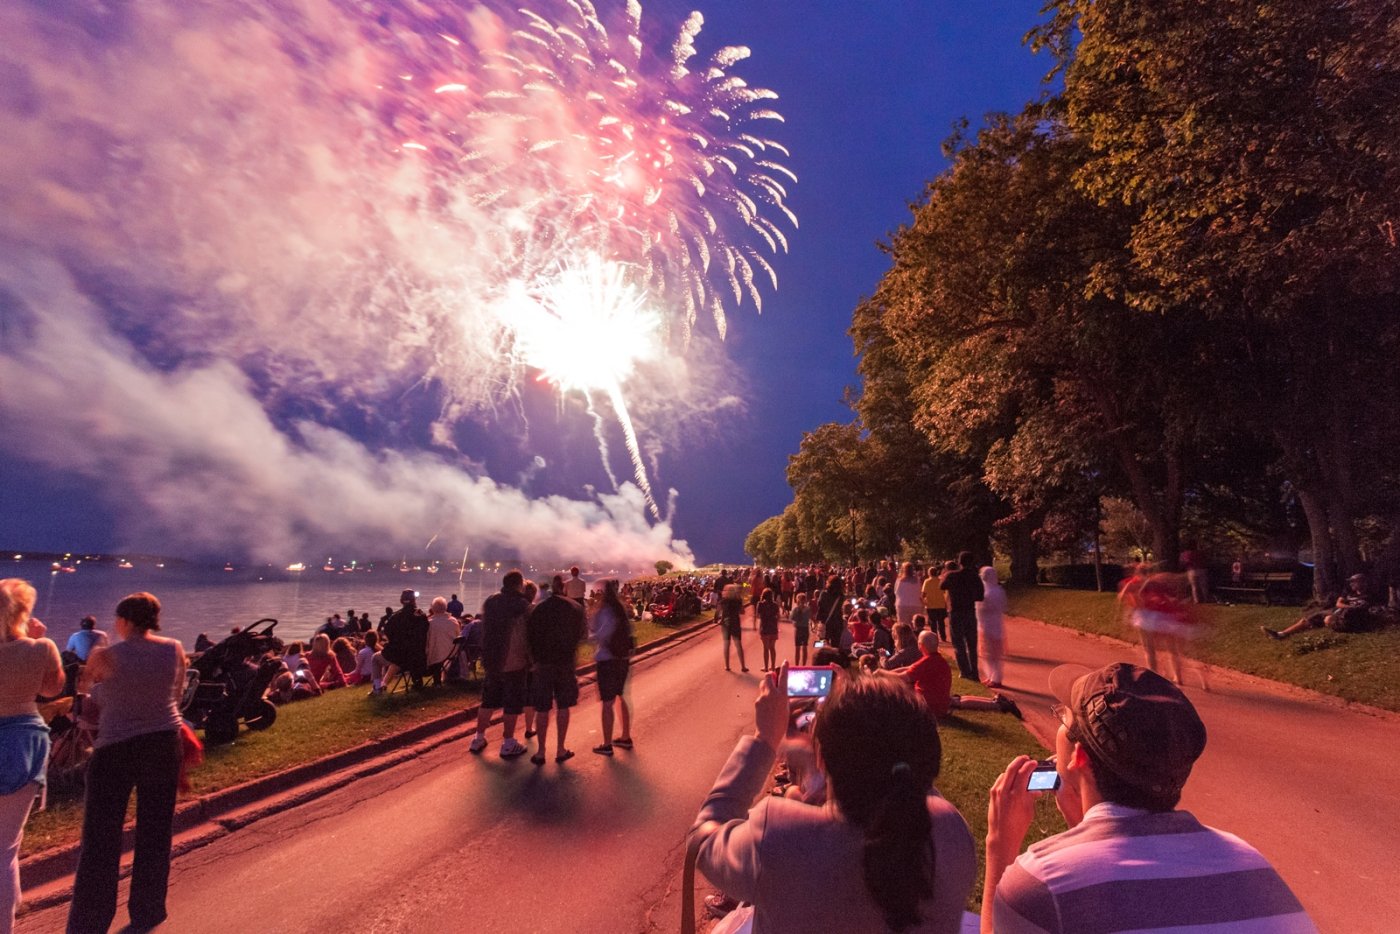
[469,571,533,757]
[526,575,586,764]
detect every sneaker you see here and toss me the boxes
[500,738,529,758]
[592,743,614,756]
[1261,626,1283,640]
[704,894,739,920]
[994,693,1023,720]
[468,735,488,754]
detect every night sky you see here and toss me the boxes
[0,1,1050,567]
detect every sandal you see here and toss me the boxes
[530,753,546,766]
[592,743,614,756]
[556,749,575,763]
[613,738,634,750]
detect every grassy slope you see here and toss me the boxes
[1009,586,1400,712]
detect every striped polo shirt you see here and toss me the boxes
[994,802,1316,933]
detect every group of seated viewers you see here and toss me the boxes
[690,660,1317,933]
[268,592,481,702]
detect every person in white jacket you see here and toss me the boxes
[976,567,1008,688]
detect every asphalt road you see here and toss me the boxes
[18,624,760,934]
[20,610,1399,933]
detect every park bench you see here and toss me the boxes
[1216,572,1297,606]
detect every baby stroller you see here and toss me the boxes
[183,618,285,744]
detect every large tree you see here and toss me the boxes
[1039,0,1400,595]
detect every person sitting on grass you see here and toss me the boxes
[330,636,357,679]
[1262,573,1381,639]
[304,632,347,690]
[877,630,1021,719]
[883,622,922,669]
[347,630,377,687]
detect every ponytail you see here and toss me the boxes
[861,762,934,932]
[813,678,942,932]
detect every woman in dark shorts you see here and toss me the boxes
[590,580,634,756]
[791,592,812,666]
[757,589,781,672]
[717,583,748,673]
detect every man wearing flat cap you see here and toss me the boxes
[981,662,1315,933]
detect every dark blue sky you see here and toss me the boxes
[662,1,1051,563]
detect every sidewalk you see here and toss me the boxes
[993,613,1400,934]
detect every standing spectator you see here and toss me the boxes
[1180,547,1210,604]
[564,566,587,606]
[717,584,749,673]
[894,563,923,627]
[65,615,108,663]
[815,575,847,658]
[1,580,64,934]
[940,552,984,682]
[526,575,586,765]
[447,593,465,619]
[381,590,429,690]
[976,567,1008,688]
[68,592,186,934]
[982,663,1313,933]
[590,580,634,756]
[780,570,796,612]
[790,592,811,666]
[469,572,532,758]
[424,597,461,682]
[922,565,949,642]
[756,589,781,672]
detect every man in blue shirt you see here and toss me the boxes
[65,615,108,662]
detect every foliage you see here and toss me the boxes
[654,560,673,576]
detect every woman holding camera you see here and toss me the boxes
[691,666,975,933]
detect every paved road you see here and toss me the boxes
[994,614,1400,934]
[21,611,1398,933]
[18,624,758,934]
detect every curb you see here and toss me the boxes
[18,614,719,909]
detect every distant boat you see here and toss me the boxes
[322,564,336,572]
[286,562,306,572]
[425,565,440,575]
[117,560,134,570]
[223,563,234,572]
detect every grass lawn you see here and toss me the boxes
[21,614,697,858]
[933,677,1061,909]
[1009,586,1400,712]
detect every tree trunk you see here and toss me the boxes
[1007,518,1038,588]
[1295,485,1337,602]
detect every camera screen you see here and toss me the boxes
[787,667,834,698]
[1027,767,1060,792]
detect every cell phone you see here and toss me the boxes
[1027,760,1061,792]
[787,666,835,698]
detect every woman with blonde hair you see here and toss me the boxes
[0,579,64,934]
